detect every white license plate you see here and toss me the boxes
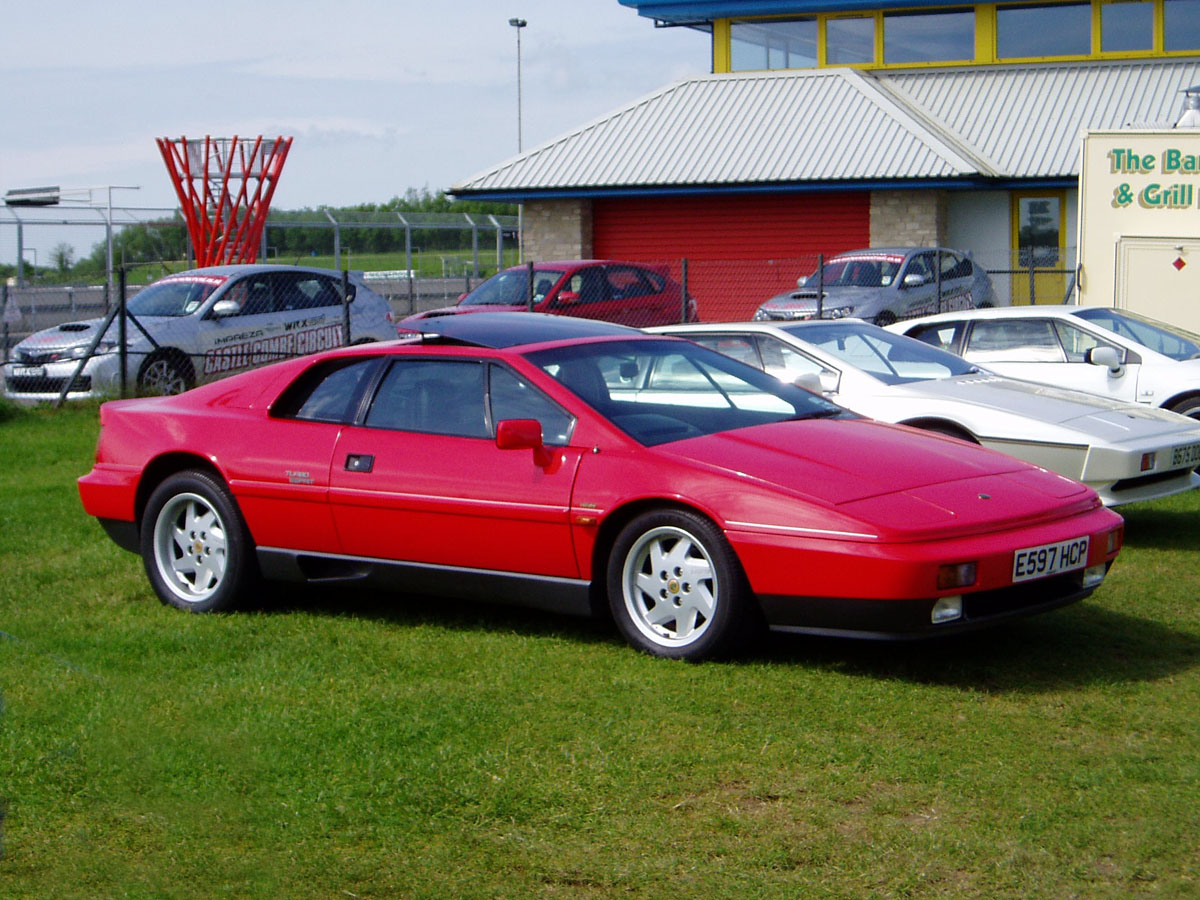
[11,366,46,377]
[1012,536,1090,583]
[1171,442,1200,468]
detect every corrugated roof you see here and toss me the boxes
[453,59,1200,196]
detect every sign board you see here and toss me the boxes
[1078,130,1200,331]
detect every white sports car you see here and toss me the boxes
[651,319,1200,507]
[888,305,1200,420]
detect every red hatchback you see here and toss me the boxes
[79,313,1123,660]
[403,260,697,328]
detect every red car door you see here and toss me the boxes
[327,358,583,577]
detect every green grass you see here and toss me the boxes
[2,402,1199,899]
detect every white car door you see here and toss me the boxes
[959,317,1143,404]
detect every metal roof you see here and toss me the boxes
[453,59,1200,199]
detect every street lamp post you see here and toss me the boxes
[509,17,527,153]
[509,17,527,264]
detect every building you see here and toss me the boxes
[451,1,1200,318]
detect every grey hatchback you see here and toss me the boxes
[753,247,999,326]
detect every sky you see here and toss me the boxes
[0,0,710,216]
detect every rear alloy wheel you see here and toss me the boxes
[607,509,755,660]
[140,470,254,612]
[138,351,193,396]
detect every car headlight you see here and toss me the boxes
[821,306,856,319]
[753,308,769,321]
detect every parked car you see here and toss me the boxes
[79,312,1123,660]
[401,260,697,328]
[753,247,998,326]
[651,320,1200,506]
[889,306,1200,420]
[3,265,397,404]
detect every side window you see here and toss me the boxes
[489,365,574,446]
[940,252,972,280]
[606,266,654,299]
[963,319,1065,362]
[276,358,379,423]
[285,274,341,310]
[567,268,611,305]
[239,276,279,316]
[689,335,762,369]
[907,322,963,353]
[1053,321,1123,363]
[365,359,488,437]
[902,253,934,285]
[754,336,828,382]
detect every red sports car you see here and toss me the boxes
[79,313,1123,660]
[402,260,698,328]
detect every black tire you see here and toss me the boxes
[873,311,898,327]
[1169,396,1200,420]
[607,508,757,660]
[140,470,256,612]
[138,350,194,396]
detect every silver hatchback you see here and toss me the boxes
[753,247,999,326]
[4,264,397,403]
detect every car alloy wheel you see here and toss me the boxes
[138,352,192,395]
[608,509,755,660]
[141,470,253,612]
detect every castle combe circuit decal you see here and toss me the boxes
[203,318,344,375]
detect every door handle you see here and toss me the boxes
[345,454,374,473]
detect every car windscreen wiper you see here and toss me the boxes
[788,408,845,421]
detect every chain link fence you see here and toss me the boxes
[3,246,1077,405]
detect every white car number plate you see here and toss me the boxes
[1012,536,1089,583]
[12,366,46,377]
[1171,442,1200,468]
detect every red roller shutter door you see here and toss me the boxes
[593,193,869,321]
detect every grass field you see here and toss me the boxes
[1,401,1198,899]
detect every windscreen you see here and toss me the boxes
[1073,307,1200,361]
[127,275,227,317]
[784,322,979,384]
[526,338,850,446]
[460,269,566,307]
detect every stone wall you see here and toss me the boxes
[869,190,947,247]
[522,199,594,261]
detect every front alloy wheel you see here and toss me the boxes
[608,509,755,660]
[138,353,192,395]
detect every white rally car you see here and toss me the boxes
[652,319,1200,507]
[4,265,396,403]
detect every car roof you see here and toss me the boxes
[174,264,352,279]
[899,305,1090,325]
[409,311,641,349]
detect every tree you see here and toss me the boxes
[50,242,75,273]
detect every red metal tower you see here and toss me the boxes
[157,135,293,267]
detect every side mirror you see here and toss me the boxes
[1086,345,1124,375]
[211,299,240,318]
[902,273,927,288]
[496,418,554,467]
[557,290,581,306]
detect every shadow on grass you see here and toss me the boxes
[247,582,1198,693]
[1118,504,1200,551]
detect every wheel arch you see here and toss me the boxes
[137,346,197,389]
[587,497,751,619]
[897,417,979,443]
[1163,390,1200,415]
[133,452,229,534]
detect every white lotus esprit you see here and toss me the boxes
[650,319,1200,507]
[3,264,397,404]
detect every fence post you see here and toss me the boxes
[526,260,535,311]
[118,266,128,398]
[935,248,944,312]
[342,270,352,345]
[2,283,8,363]
[1027,255,1037,305]
[816,254,824,318]
[680,258,689,323]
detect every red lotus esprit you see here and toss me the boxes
[78,313,1124,660]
